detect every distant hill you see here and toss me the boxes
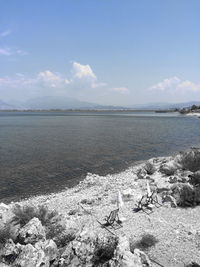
[19,96,127,110]
[0,100,17,110]
[1,97,200,111]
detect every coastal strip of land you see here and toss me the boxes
[1,148,200,266]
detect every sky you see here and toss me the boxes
[0,0,200,106]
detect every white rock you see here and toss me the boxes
[0,203,9,210]
[2,239,21,257]
[18,217,46,244]
[61,228,118,267]
[134,248,152,266]
[122,188,135,200]
[163,195,177,208]
[137,168,147,179]
[35,239,58,262]
[110,236,152,267]
[0,203,12,223]
[14,243,49,267]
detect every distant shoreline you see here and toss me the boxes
[0,109,156,112]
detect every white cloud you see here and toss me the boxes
[177,80,200,92]
[37,70,70,88]
[91,82,107,88]
[0,48,11,56]
[149,77,180,91]
[0,62,128,102]
[38,70,62,87]
[71,62,108,89]
[0,73,35,87]
[0,29,11,37]
[149,77,200,93]
[112,87,129,94]
[0,63,98,90]
[0,47,28,56]
[72,62,96,80]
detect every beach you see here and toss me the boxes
[4,149,199,266]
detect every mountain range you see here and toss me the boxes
[0,97,200,110]
[0,100,17,110]
[0,96,125,110]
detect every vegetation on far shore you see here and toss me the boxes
[0,104,200,114]
[179,104,200,114]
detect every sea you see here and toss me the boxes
[0,111,200,203]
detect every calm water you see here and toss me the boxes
[0,111,200,203]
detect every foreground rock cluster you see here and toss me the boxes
[1,148,200,266]
[133,147,200,209]
[0,204,152,266]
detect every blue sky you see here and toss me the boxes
[0,0,200,106]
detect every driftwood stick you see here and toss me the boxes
[150,258,165,267]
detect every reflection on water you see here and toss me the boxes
[0,111,199,202]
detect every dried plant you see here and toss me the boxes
[179,148,200,172]
[0,224,12,248]
[144,162,156,175]
[11,204,59,227]
[92,235,118,265]
[130,234,158,252]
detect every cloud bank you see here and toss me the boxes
[147,76,200,103]
[1,62,199,105]
[149,77,200,93]
[0,62,129,103]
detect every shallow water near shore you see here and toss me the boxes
[0,111,200,203]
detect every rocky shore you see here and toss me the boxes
[1,148,200,266]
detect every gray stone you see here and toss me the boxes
[160,161,177,176]
[14,243,49,267]
[61,228,116,267]
[2,239,21,260]
[189,171,200,186]
[168,176,178,184]
[80,198,95,205]
[18,217,46,244]
[0,203,14,224]
[68,208,79,215]
[137,168,147,179]
[144,161,156,175]
[134,248,152,267]
[163,195,177,208]
[0,264,10,267]
[110,236,152,267]
[61,228,96,266]
[35,239,58,262]
[171,183,195,207]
